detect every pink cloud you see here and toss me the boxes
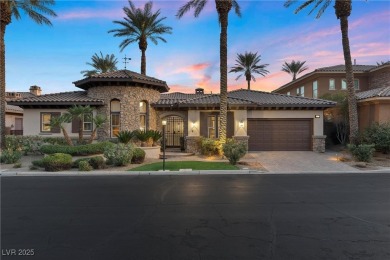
[57,9,122,20]
[174,63,210,74]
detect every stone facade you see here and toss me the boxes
[312,135,326,153]
[369,67,390,90]
[87,86,160,139]
[185,136,202,154]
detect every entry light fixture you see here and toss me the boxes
[314,115,320,118]
[162,120,167,126]
[238,121,245,128]
[191,122,197,132]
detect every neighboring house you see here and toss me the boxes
[5,86,39,135]
[273,64,390,129]
[9,70,335,152]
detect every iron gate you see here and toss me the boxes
[165,116,184,147]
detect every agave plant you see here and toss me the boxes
[115,130,136,144]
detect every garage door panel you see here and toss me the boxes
[248,119,312,151]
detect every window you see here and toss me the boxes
[207,115,220,138]
[287,91,290,96]
[312,81,318,99]
[41,113,52,132]
[111,99,120,137]
[297,86,305,97]
[329,79,335,90]
[139,101,148,130]
[341,79,347,90]
[83,113,93,131]
[41,112,60,133]
[354,79,359,90]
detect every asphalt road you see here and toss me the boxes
[1,174,390,260]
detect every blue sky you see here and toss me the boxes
[5,0,390,94]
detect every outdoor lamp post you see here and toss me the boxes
[162,120,167,171]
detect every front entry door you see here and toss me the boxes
[165,116,184,147]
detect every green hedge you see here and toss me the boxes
[72,156,106,169]
[41,153,73,172]
[131,148,146,164]
[40,142,115,156]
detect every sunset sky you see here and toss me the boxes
[5,0,390,94]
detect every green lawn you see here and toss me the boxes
[129,161,239,171]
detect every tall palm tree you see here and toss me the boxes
[229,52,269,90]
[50,114,73,146]
[88,114,107,144]
[109,1,172,75]
[0,0,56,149]
[177,0,241,144]
[68,105,93,144]
[284,0,359,143]
[81,52,118,77]
[281,60,308,81]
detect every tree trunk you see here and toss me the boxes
[338,16,359,143]
[0,4,11,150]
[139,37,147,75]
[89,129,97,144]
[78,118,83,144]
[246,74,251,90]
[61,127,74,146]
[216,0,232,145]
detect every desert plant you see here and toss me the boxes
[79,161,93,171]
[41,153,73,172]
[40,142,115,156]
[0,148,22,164]
[361,123,390,154]
[32,159,45,168]
[13,162,22,168]
[89,156,106,169]
[131,148,146,164]
[347,144,375,162]
[116,130,136,144]
[222,139,247,165]
[149,130,163,146]
[104,143,134,166]
[136,130,153,147]
[200,138,222,156]
[89,114,107,144]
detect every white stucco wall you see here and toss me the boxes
[5,114,22,128]
[23,108,96,137]
[247,110,324,136]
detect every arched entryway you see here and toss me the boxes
[164,116,184,147]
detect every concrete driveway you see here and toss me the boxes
[247,151,358,173]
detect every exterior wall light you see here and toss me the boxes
[162,120,167,126]
[191,122,197,132]
[239,121,245,128]
[315,115,320,118]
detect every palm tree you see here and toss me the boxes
[376,60,390,66]
[229,52,269,90]
[68,105,93,144]
[108,1,172,75]
[281,60,308,81]
[88,114,107,144]
[0,0,56,149]
[81,52,118,77]
[50,114,73,146]
[177,0,241,144]
[284,0,359,143]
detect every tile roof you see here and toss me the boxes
[7,91,104,107]
[154,89,335,108]
[6,104,23,113]
[357,86,390,100]
[73,70,169,93]
[316,65,377,72]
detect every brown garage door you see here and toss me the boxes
[247,119,312,151]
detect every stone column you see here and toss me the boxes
[185,136,202,154]
[312,135,326,153]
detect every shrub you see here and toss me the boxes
[40,141,115,156]
[347,144,375,162]
[361,123,390,153]
[131,148,146,164]
[136,130,153,146]
[0,148,22,164]
[149,130,163,146]
[115,130,136,144]
[200,138,222,156]
[13,162,22,168]
[5,135,45,155]
[79,161,93,171]
[72,158,91,168]
[89,156,106,169]
[32,159,45,168]
[104,143,133,166]
[30,165,39,170]
[223,139,247,165]
[41,153,73,172]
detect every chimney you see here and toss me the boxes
[354,59,356,65]
[30,85,42,96]
[195,88,204,94]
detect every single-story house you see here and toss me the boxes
[8,70,336,152]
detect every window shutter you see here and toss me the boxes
[51,113,61,133]
[72,117,79,133]
[200,112,208,137]
[227,112,234,138]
